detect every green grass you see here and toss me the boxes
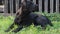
[0,12,60,34]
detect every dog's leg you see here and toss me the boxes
[12,25,23,33]
[5,23,14,32]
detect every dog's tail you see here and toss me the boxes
[43,13,53,26]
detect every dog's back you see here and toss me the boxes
[29,13,53,27]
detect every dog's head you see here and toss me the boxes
[16,0,38,16]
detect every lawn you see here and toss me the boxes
[0,12,60,34]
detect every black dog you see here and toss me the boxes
[5,0,53,33]
[5,0,38,33]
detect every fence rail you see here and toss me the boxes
[0,0,60,15]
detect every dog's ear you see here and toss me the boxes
[35,4,39,12]
[32,4,39,12]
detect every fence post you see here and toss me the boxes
[4,0,8,13]
[44,0,48,13]
[56,0,59,13]
[10,0,14,15]
[39,0,42,13]
[33,0,36,4]
[50,0,53,13]
[16,0,19,13]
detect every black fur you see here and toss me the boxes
[5,0,53,33]
[5,0,38,33]
[29,13,53,29]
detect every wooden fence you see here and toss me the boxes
[1,0,60,15]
